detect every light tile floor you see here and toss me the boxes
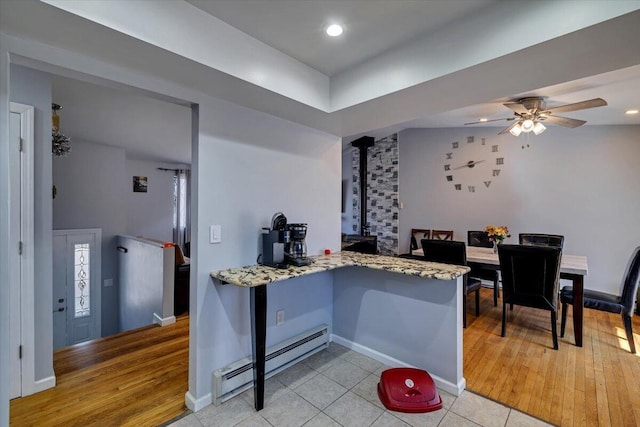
[167,343,554,427]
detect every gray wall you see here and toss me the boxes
[398,126,640,295]
[53,141,186,335]
[193,99,341,399]
[341,147,354,234]
[126,158,180,243]
[9,64,54,382]
[53,139,127,336]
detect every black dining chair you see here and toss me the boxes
[519,233,564,248]
[467,231,501,306]
[498,244,563,350]
[422,239,481,328]
[560,246,640,354]
[409,228,430,255]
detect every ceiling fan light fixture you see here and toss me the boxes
[509,124,523,136]
[533,121,546,135]
[521,118,535,132]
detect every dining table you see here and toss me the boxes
[412,246,589,347]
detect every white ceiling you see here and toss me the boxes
[3,0,639,163]
[185,0,498,76]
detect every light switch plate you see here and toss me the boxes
[210,225,222,244]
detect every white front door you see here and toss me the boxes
[53,229,102,349]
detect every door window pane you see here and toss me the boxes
[74,243,90,318]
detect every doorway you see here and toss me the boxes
[52,229,102,350]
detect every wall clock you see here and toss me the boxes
[443,136,503,192]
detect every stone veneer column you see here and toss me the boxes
[352,133,399,255]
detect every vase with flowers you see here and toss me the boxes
[485,225,510,253]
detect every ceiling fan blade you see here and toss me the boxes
[498,120,521,135]
[542,115,586,128]
[464,117,515,125]
[543,98,607,115]
[503,102,530,115]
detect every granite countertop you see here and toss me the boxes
[210,251,470,287]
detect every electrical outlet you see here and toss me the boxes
[276,310,285,326]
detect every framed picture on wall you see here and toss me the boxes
[133,176,148,193]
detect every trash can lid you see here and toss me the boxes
[377,368,443,413]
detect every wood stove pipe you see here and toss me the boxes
[351,136,375,236]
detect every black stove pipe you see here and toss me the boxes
[351,136,375,236]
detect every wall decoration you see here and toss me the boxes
[444,136,501,192]
[52,103,71,157]
[133,176,148,193]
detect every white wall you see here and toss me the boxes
[126,158,181,243]
[398,126,640,295]
[9,65,54,383]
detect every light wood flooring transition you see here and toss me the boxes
[464,288,640,427]
[10,314,189,426]
[10,290,640,426]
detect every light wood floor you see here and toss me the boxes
[464,288,640,427]
[10,315,189,427]
[10,292,640,427]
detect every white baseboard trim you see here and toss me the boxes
[331,334,465,397]
[185,390,212,412]
[153,313,176,326]
[28,375,56,395]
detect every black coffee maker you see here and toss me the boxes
[261,212,290,267]
[285,223,310,266]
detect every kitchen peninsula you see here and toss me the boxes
[211,252,470,410]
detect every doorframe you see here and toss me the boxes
[9,102,39,396]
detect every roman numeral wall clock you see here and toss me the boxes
[443,136,502,192]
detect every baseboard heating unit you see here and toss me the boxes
[212,324,329,405]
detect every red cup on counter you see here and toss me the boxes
[324,249,331,255]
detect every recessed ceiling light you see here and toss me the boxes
[625,109,639,115]
[479,118,488,122]
[326,24,343,37]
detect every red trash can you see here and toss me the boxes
[377,367,443,413]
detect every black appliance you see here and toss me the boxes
[342,234,378,254]
[285,223,311,266]
[261,212,290,267]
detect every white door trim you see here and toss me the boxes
[9,102,39,397]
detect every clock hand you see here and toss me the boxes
[453,160,485,170]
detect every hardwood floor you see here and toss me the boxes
[464,288,640,427]
[10,315,189,427]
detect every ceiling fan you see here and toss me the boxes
[465,97,608,136]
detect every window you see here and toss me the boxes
[74,243,90,317]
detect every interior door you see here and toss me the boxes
[9,110,22,398]
[53,229,102,349]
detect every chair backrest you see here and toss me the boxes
[431,229,454,241]
[468,230,492,248]
[410,228,430,251]
[620,246,640,316]
[421,239,467,266]
[498,244,562,311]
[519,233,564,248]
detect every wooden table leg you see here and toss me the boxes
[561,272,584,347]
[250,285,267,410]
